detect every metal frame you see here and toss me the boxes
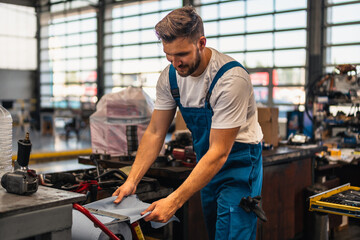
[0,204,73,239]
[37,1,99,109]
[323,0,360,70]
[8,0,360,115]
[309,183,360,218]
[192,0,308,109]
[0,0,36,7]
[102,0,181,94]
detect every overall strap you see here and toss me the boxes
[205,61,248,107]
[169,65,181,106]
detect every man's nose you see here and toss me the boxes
[172,57,182,68]
[168,55,181,67]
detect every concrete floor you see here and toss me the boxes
[12,125,91,154]
[333,218,360,240]
[13,124,92,173]
[11,125,360,240]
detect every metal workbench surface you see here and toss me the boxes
[262,145,326,166]
[0,185,85,218]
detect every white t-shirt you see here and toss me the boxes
[154,48,263,144]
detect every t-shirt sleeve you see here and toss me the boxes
[211,69,252,129]
[154,65,177,110]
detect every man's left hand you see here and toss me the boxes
[141,196,179,223]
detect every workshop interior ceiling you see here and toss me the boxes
[0,0,101,8]
[0,0,36,7]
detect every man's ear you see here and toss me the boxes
[198,36,206,50]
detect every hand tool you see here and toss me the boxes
[240,195,268,222]
[1,132,38,195]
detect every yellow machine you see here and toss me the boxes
[309,183,360,218]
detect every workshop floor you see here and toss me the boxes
[12,125,92,154]
[11,125,360,239]
[13,124,92,173]
[333,218,360,240]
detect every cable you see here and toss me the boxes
[73,203,120,240]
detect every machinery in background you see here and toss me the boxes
[91,129,197,168]
[40,156,173,239]
[307,183,360,240]
[164,131,196,167]
[1,132,38,195]
[287,133,311,145]
[306,64,360,147]
[309,183,360,218]
[38,166,170,204]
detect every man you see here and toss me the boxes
[113,6,263,240]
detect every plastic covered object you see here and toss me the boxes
[90,87,154,155]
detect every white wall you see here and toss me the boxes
[0,69,35,100]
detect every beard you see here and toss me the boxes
[175,49,201,77]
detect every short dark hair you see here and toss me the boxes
[155,6,204,43]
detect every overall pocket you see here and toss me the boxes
[228,205,257,240]
[215,203,257,240]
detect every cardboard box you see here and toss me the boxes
[175,108,280,147]
[257,107,279,147]
[175,110,188,131]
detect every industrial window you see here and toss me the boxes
[39,1,98,109]
[324,0,360,72]
[0,3,36,70]
[39,0,308,117]
[103,0,182,99]
[195,0,308,119]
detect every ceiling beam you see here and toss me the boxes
[0,0,36,7]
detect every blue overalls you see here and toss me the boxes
[169,61,263,240]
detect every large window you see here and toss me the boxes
[38,0,310,119]
[324,0,360,72]
[103,0,182,99]
[39,2,98,109]
[0,3,36,70]
[196,0,308,119]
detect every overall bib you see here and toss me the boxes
[169,61,263,240]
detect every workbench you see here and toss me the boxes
[0,185,85,240]
[259,145,325,240]
[79,145,325,240]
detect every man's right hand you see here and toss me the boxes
[112,181,137,204]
